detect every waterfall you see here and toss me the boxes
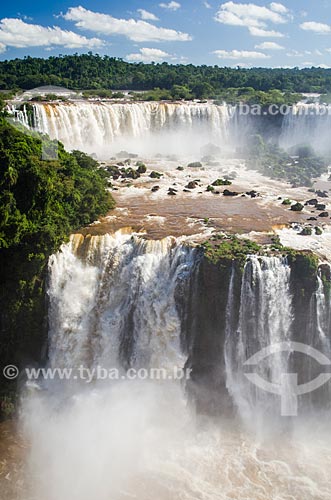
[225,256,293,424]
[15,101,234,157]
[21,241,331,500]
[279,103,331,154]
[47,230,198,372]
[11,100,331,158]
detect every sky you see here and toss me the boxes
[0,0,330,67]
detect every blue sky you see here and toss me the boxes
[0,1,331,67]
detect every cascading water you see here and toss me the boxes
[47,230,199,372]
[279,103,331,154]
[225,256,294,427]
[12,101,239,158]
[20,236,331,500]
[12,100,331,159]
[14,101,235,157]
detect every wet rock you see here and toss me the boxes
[107,165,121,179]
[291,202,304,212]
[123,168,140,179]
[183,189,190,193]
[223,189,239,196]
[151,186,160,192]
[212,179,232,187]
[316,190,328,198]
[136,162,147,174]
[319,212,329,217]
[186,181,198,189]
[176,166,184,171]
[187,162,202,169]
[168,189,177,196]
[300,227,312,236]
[320,263,331,280]
[150,171,163,179]
[316,204,326,211]
[315,227,323,235]
[246,190,259,198]
[306,199,318,206]
[307,217,317,221]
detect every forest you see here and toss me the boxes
[0,113,115,414]
[0,53,331,97]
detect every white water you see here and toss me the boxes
[28,102,234,157]
[225,256,293,429]
[47,231,197,371]
[12,100,331,159]
[20,236,331,500]
[279,103,331,154]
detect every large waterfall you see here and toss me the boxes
[21,102,234,157]
[279,103,331,154]
[47,230,199,372]
[20,232,331,500]
[12,100,331,158]
[225,256,293,426]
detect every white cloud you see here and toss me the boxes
[0,42,5,53]
[249,26,284,37]
[213,49,270,59]
[269,2,288,14]
[126,47,171,62]
[215,1,288,37]
[159,2,181,10]
[63,6,191,42]
[286,50,305,57]
[286,49,322,58]
[0,17,103,51]
[300,21,331,34]
[137,9,159,21]
[204,1,212,8]
[255,41,284,49]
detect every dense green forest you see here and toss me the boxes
[0,116,114,417]
[1,53,331,96]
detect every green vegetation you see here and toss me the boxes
[300,227,312,235]
[202,234,261,265]
[291,202,304,212]
[214,87,303,106]
[287,251,319,281]
[0,117,114,417]
[212,178,232,186]
[1,53,331,101]
[247,135,328,187]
